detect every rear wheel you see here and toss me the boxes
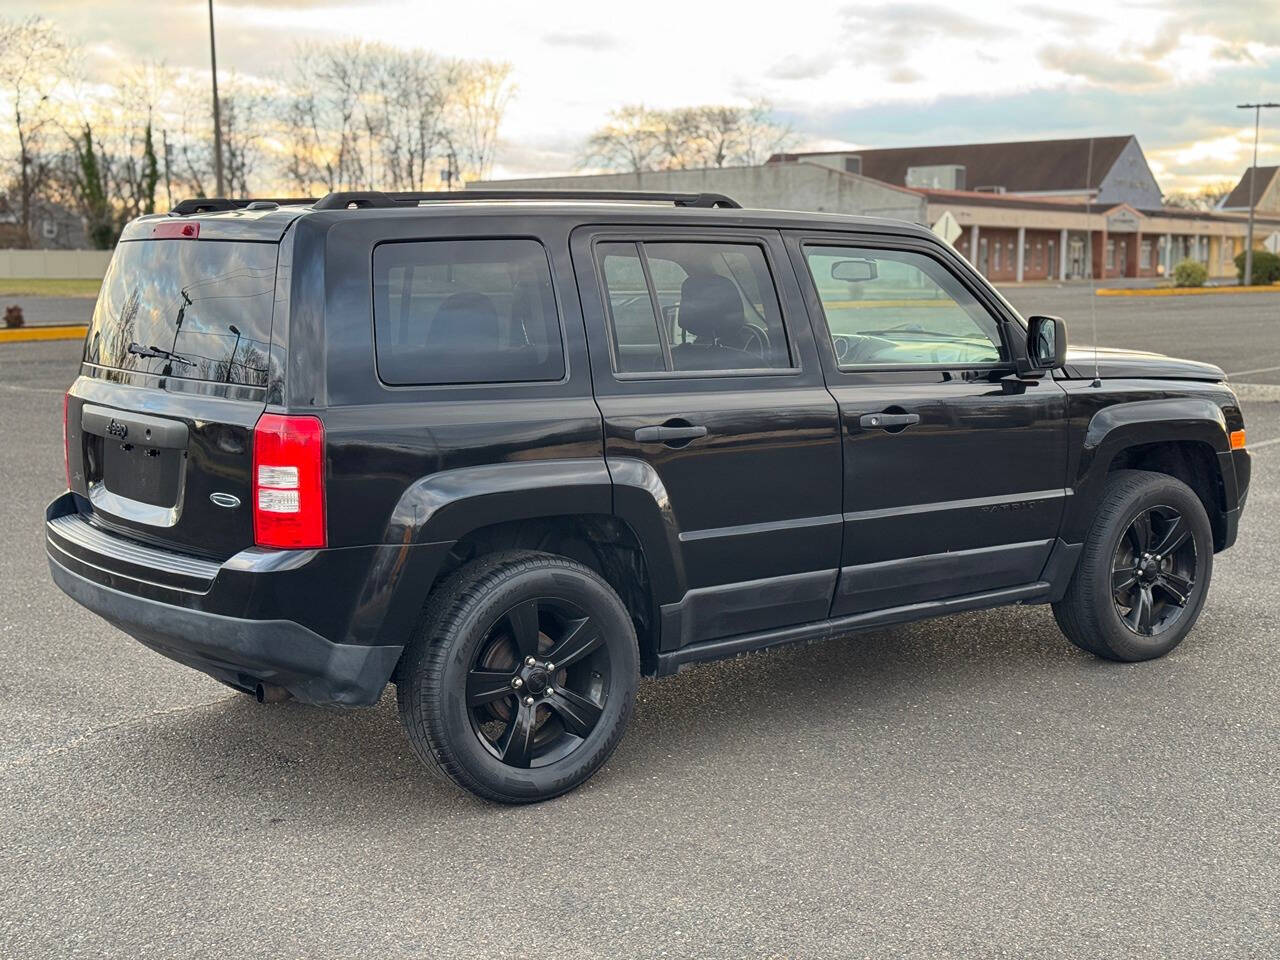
[1053,470,1213,662]
[396,551,638,803]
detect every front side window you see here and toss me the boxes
[804,245,1005,368]
[597,240,792,374]
[373,238,564,385]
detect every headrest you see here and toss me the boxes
[677,275,744,340]
[428,292,499,350]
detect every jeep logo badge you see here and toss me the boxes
[209,492,241,509]
[107,419,128,439]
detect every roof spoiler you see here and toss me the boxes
[170,197,319,215]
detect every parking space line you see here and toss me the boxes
[0,383,65,395]
[1228,364,1280,378]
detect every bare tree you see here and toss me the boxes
[378,50,453,190]
[278,42,486,193]
[218,76,271,197]
[726,101,795,166]
[0,16,72,247]
[449,60,515,182]
[582,105,662,173]
[102,64,166,220]
[1164,180,1236,211]
[582,101,794,173]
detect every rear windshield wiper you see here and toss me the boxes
[128,342,196,367]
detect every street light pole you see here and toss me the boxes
[1238,102,1279,286]
[208,0,225,198]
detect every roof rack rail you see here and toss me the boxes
[170,197,319,215]
[311,189,742,210]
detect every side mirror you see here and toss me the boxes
[1026,315,1067,371]
[831,258,877,283]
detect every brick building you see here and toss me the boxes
[477,135,1279,282]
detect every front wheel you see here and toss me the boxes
[396,551,638,803]
[1053,470,1214,662]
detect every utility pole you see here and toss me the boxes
[208,0,225,198]
[1238,102,1278,286]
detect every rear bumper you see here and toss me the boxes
[45,493,451,706]
[49,558,400,705]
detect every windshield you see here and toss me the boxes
[84,239,278,387]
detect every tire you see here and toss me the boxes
[396,550,639,803]
[1053,469,1214,662]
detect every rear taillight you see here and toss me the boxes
[62,392,71,489]
[252,413,326,549]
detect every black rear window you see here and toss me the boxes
[84,239,278,387]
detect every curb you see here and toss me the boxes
[1096,284,1280,298]
[0,325,87,343]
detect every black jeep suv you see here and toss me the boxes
[47,190,1250,802]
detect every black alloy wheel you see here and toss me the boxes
[467,597,611,769]
[1110,504,1198,637]
[1053,469,1214,663]
[397,550,638,803]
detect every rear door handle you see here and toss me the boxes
[859,412,920,430]
[634,424,708,444]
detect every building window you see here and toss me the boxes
[1107,239,1116,271]
[1140,241,1152,269]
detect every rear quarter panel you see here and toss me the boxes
[290,212,605,549]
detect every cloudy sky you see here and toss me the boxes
[14,0,1280,192]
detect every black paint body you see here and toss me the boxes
[48,202,1251,705]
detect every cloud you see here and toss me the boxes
[775,57,1280,192]
[839,3,1004,42]
[766,53,833,81]
[542,31,620,50]
[1040,44,1170,87]
[887,66,923,84]
[1018,5,1104,33]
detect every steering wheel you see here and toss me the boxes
[738,323,771,361]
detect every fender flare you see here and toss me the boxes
[380,456,686,605]
[1064,397,1232,542]
[384,459,613,544]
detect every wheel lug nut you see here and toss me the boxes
[524,696,535,706]
[525,656,536,666]
[511,677,522,688]
[545,662,555,671]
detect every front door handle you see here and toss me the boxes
[634,423,708,444]
[859,412,921,430]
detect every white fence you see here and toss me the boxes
[0,249,112,279]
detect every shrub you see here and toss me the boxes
[1234,249,1280,285]
[1173,259,1208,287]
[3,305,23,329]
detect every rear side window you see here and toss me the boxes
[84,239,277,386]
[373,239,565,385]
[597,240,792,375]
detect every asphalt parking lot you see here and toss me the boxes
[1,290,1278,958]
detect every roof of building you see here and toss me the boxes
[1221,166,1279,209]
[919,187,1280,228]
[771,136,1135,194]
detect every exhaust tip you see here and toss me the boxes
[254,682,291,704]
